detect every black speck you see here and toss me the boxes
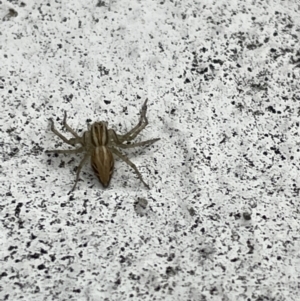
[200,67,208,74]
[188,207,196,216]
[8,245,18,251]
[234,213,241,220]
[3,8,18,21]
[98,65,109,76]
[69,195,75,201]
[210,287,218,295]
[243,212,251,220]
[59,161,65,168]
[15,203,22,218]
[212,59,224,65]
[30,233,37,240]
[96,0,106,7]
[158,42,164,52]
[167,253,175,262]
[63,94,73,102]
[266,105,276,113]
[0,272,8,279]
[119,255,126,263]
[166,266,176,276]
[37,264,46,270]
[29,253,40,259]
[247,240,254,254]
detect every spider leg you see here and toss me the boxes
[113,138,160,149]
[110,148,150,189]
[45,147,84,154]
[63,111,81,139]
[68,153,90,194]
[116,99,149,143]
[48,118,81,146]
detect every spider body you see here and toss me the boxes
[89,122,114,187]
[46,99,160,194]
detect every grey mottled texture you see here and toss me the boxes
[0,0,299,300]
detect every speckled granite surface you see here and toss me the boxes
[1,0,300,300]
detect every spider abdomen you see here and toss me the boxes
[91,146,114,187]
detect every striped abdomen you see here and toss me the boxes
[90,122,114,187]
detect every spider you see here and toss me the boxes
[46,99,160,194]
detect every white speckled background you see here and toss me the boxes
[1,0,300,300]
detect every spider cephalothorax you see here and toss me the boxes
[46,99,160,194]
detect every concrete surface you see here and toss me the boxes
[0,0,299,300]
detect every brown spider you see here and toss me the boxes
[46,99,160,194]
